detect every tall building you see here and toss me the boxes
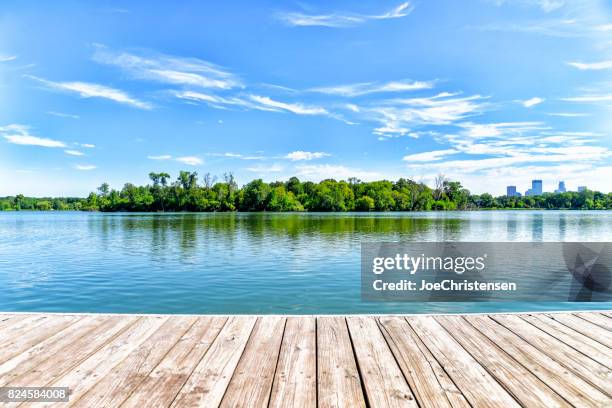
[507,186,517,197]
[529,180,543,196]
[578,186,587,192]
[555,181,566,193]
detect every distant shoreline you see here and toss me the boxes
[2,172,611,212]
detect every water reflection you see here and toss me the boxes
[0,211,611,314]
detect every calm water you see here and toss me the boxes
[0,211,611,314]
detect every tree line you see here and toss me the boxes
[2,171,611,212]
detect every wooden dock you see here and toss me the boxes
[0,312,610,407]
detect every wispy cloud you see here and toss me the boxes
[93,45,241,90]
[566,60,612,70]
[353,92,486,138]
[75,164,97,170]
[458,121,546,138]
[25,75,151,109]
[175,90,334,118]
[147,154,203,166]
[562,94,612,103]
[0,54,17,62]
[546,112,590,117]
[403,149,460,162]
[276,2,413,28]
[311,79,434,97]
[521,97,545,107]
[46,111,80,119]
[245,164,284,173]
[285,151,330,161]
[147,155,173,160]
[80,143,96,148]
[490,0,565,12]
[207,152,266,160]
[248,95,328,115]
[295,164,383,181]
[0,124,66,148]
[175,156,203,166]
[64,149,84,156]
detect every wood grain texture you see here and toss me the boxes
[465,314,610,408]
[378,316,469,408]
[407,316,521,408]
[317,317,366,408]
[520,314,612,368]
[169,316,257,408]
[268,317,316,408]
[347,316,417,407]
[0,312,609,408]
[435,315,570,408]
[490,314,612,396]
[219,316,286,408]
[546,313,612,348]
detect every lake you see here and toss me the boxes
[0,211,611,314]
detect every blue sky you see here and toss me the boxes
[0,0,611,196]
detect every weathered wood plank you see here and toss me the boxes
[546,313,612,348]
[268,317,316,408]
[29,316,169,408]
[491,314,612,395]
[317,317,366,408]
[378,316,469,408]
[436,315,571,408]
[3,316,138,387]
[0,315,32,331]
[0,316,81,368]
[465,315,609,408]
[347,316,417,407]
[219,316,286,408]
[121,316,227,408]
[574,312,612,330]
[170,316,257,408]
[0,315,108,382]
[71,316,198,408]
[407,316,520,408]
[0,316,48,344]
[520,314,612,368]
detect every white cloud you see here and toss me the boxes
[546,112,590,117]
[175,156,203,166]
[489,0,564,12]
[522,97,545,107]
[358,92,486,138]
[311,79,433,97]
[64,149,84,156]
[277,2,413,28]
[285,151,331,161]
[562,94,612,103]
[0,55,17,62]
[248,95,328,115]
[566,60,612,70]
[402,149,459,162]
[75,164,96,170]
[295,164,383,181]
[93,45,241,90]
[80,143,96,148]
[175,91,337,120]
[208,152,266,160]
[25,75,151,109]
[46,111,80,119]
[0,124,66,148]
[147,155,173,160]
[245,164,284,173]
[458,121,546,138]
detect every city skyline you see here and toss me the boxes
[1,1,611,197]
[507,179,591,197]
